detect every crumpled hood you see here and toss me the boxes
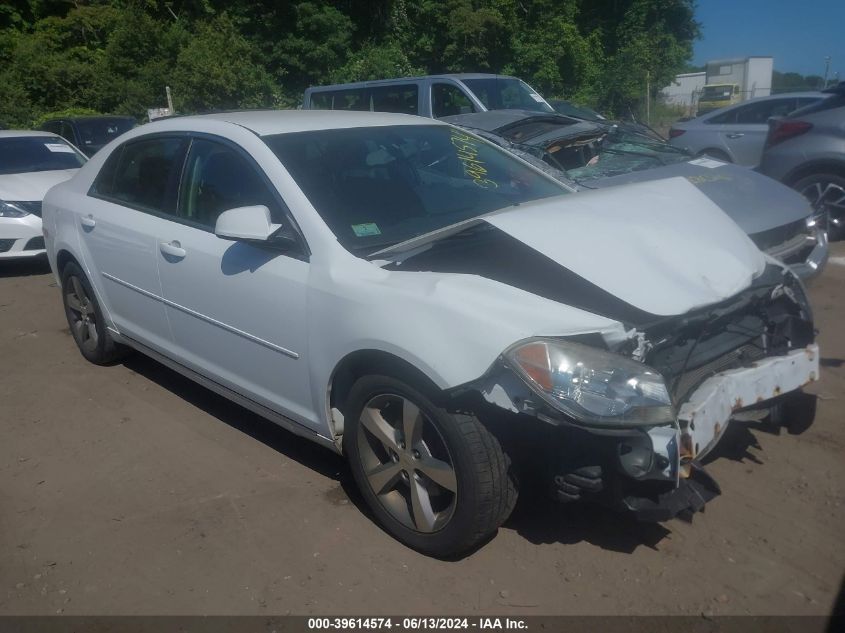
[0,169,79,202]
[484,177,765,316]
[581,160,814,235]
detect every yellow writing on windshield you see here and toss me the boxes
[450,130,498,189]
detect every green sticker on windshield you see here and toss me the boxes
[352,223,381,237]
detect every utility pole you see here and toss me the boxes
[645,70,651,125]
[823,56,831,88]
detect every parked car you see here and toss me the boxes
[0,131,86,260]
[43,111,819,556]
[303,73,555,118]
[443,109,828,280]
[759,82,845,239]
[40,115,136,157]
[668,92,825,165]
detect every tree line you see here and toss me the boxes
[0,0,699,127]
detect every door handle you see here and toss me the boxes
[726,133,744,139]
[159,240,186,259]
[80,214,96,229]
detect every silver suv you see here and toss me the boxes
[759,82,845,238]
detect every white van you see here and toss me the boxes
[302,73,555,118]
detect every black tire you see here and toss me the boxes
[791,172,845,241]
[343,374,517,557]
[698,148,732,162]
[61,261,127,365]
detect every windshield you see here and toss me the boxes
[461,78,555,113]
[74,118,135,149]
[0,136,86,175]
[701,85,735,101]
[566,127,690,181]
[264,125,566,254]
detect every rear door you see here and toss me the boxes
[154,135,315,425]
[720,97,798,165]
[81,135,188,352]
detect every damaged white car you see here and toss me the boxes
[42,111,819,556]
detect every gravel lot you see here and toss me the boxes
[1,247,844,617]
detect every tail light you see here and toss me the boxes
[766,120,813,148]
[668,128,685,139]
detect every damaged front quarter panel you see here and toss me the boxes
[452,263,818,522]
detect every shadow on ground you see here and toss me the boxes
[119,352,740,558]
[0,255,51,278]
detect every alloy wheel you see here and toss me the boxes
[356,393,458,533]
[65,275,99,353]
[800,179,845,224]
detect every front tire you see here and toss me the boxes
[61,261,127,365]
[343,375,517,557]
[792,172,845,240]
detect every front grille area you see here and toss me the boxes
[24,236,45,251]
[0,238,15,253]
[14,201,43,217]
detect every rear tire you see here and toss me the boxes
[61,261,127,365]
[343,374,517,557]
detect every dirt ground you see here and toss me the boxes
[1,246,844,617]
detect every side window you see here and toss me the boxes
[312,89,368,111]
[796,97,821,110]
[42,121,60,134]
[59,122,76,144]
[309,91,333,110]
[89,147,123,197]
[178,138,281,229]
[735,99,794,124]
[706,108,738,124]
[106,137,185,214]
[432,84,477,118]
[368,84,419,115]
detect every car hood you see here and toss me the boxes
[580,160,813,235]
[382,177,765,319]
[0,169,79,201]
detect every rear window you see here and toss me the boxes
[0,136,86,175]
[74,118,135,150]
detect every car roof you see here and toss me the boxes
[155,109,441,137]
[0,130,62,139]
[306,73,518,91]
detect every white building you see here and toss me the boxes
[661,71,706,108]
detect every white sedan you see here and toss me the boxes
[0,131,86,260]
[42,111,819,556]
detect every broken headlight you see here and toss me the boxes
[505,338,674,426]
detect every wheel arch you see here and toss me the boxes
[56,248,83,278]
[327,349,447,439]
[784,159,845,186]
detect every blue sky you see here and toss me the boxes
[692,0,844,80]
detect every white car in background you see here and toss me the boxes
[42,111,819,556]
[0,131,86,260]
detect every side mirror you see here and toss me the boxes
[215,205,278,242]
